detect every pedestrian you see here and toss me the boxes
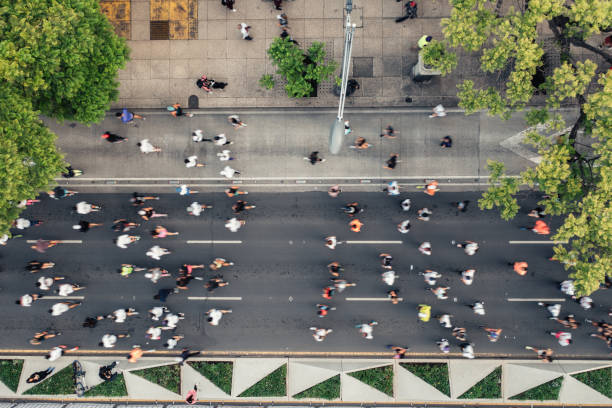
[524,346,553,362]
[228,115,246,129]
[440,135,452,148]
[431,286,449,300]
[387,345,409,358]
[349,218,364,232]
[168,103,193,118]
[325,236,339,249]
[49,301,82,316]
[384,180,400,196]
[437,338,450,353]
[128,347,144,363]
[277,13,288,29]
[185,155,205,168]
[72,220,103,232]
[429,104,446,118]
[152,225,179,239]
[217,150,235,161]
[424,180,439,196]
[397,219,411,233]
[29,330,61,345]
[99,361,120,380]
[209,259,232,271]
[56,283,85,297]
[177,185,199,196]
[437,314,452,328]
[238,22,253,39]
[196,75,213,93]
[401,198,411,211]
[146,245,171,260]
[344,120,352,135]
[356,321,378,340]
[186,384,198,405]
[137,139,161,153]
[225,217,245,232]
[26,260,55,273]
[460,342,475,359]
[382,270,398,285]
[26,367,55,383]
[304,151,325,165]
[222,0,236,12]
[453,240,479,255]
[17,293,43,307]
[310,327,332,342]
[36,276,64,290]
[453,200,470,212]
[138,207,168,220]
[350,137,370,149]
[62,166,83,178]
[470,301,485,315]
[550,331,572,346]
[116,108,144,124]
[131,193,159,206]
[220,165,241,179]
[144,267,170,283]
[115,234,140,248]
[187,201,212,216]
[388,289,401,304]
[328,185,342,197]
[380,125,398,138]
[484,327,502,342]
[461,268,475,285]
[417,207,432,221]
[418,241,432,255]
[380,253,393,269]
[384,153,400,170]
[101,131,127,143]
[421,269,441,285]
[273,0,282,10]
[75,201,101,215]
[537,302,561,318]
[418,35,432,49]
[164,335,184,349]
[206,309,232,325]
[225,185,248,197]
[316,304,336,317]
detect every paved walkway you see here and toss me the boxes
[46,107,578,192]
[1,355,610,403]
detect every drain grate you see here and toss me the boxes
[150,21,170,40]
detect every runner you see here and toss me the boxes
[225,217,245,232]
[470,301,486,315]
[381,270,398,286]
[549,330,572,346]
[537,302,561,318]
[152,225,180,238]
[431,286,449,300]
[225,185,248,197]
[232,200,256,214]
[146,245,171,260]
[75,201,101,215]
[421,270,441,285]
[424,180,439,196]
[524,346,553,362]
[316,304,336,317]
[437,338,450,353]
[130,193,159,206]
[460,268,475,285]
[483,327,502,342]
[144,267,171,283]
[418,241,432,255]
[453,240,479,255]
[384,180,400,196]
[388,289,401,304]
[138,207,168,221]
[206,308,232,326]
[36,276,64,290]
[112,219,140,232]
[115,234,140,249]
[397,219,410,233]
[56,283,85,297]
[187,202,212,216]
[327,261,343,277]
[511,261,528,276]
[437,314,452,328]
[417,208,432,221]
[49,301,82,316]
[356,321,378,339]
[325,236,339,249]
[310,327,332,342]
[26,261,55,273]
[209,259,233,270]
[107,308,138,323]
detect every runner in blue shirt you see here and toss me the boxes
[115,108,144,123]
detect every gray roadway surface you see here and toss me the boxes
[1,191,610,357]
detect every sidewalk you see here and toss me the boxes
[1,355,610,404]
[109,0,511,109]
[45,108,578,191]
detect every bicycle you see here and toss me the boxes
[72,360,88,396]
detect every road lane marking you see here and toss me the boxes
[508,240,568,244]
[346,297,404,302]
[26,240,83,244]
[187,240,242,244]
[346,241,403,244]
[188,297,242,301]
[39,296,85,300]
[507,298,566,302]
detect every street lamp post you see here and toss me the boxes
[329,0,356,155]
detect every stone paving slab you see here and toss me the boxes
[17,359,72,396]
[123,371,181,400]
[395,362,451,401]
[181,363,230,398]
[559,374,612,404]
[288,360,339,396]
[230,358,286,397]
[504,362,565,398]
[341,372,394,402]
[448,360,500,399]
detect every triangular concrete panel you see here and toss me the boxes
[341,372,394,402]
[396,363,450,401]
[556,362,611,375]
[182,363,230,398]
[80,360,107,390]
[341,359,392,373]
[288,361,339,396]
[294,359,343,372]
[116,359,176,372]
[449,360,500,399]
[232,358,286,397]
[123,370,181,399]
[559,374,612,404]
[17,358,73,395]
[0,375,16,397]
[504,363,563,398]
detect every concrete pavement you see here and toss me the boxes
[45,108,579,191]
[0,356,610,403]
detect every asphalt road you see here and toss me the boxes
[1,191,610,357]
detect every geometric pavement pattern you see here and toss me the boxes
[1,357,610,403]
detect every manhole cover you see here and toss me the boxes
[150,21,170,40]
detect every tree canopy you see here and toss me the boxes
[424,0,611,295]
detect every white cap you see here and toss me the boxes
[72,225,81,230]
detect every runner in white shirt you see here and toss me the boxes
[57,284,85,297]
[115,234,139,248]
[381,270,398,286]
[146,326,163,340]
[138,139,160,153]
[422,270,441,285]
[146,245,171,260]
[206,309,232,326]
[75,201,100,215]
[310,327,332,342]
[50,301,81,316]
[461,269,475,285]
[37,276,63,291]
[225,217,244,232]
[149,306,169,321]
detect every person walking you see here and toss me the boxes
[429,104,446,117]
[228,115,247,129]
[137,139,162,153]
[222,0,236,12]
[185,384,198,404]
[350,137,370,149]
[217,150,235,161]
[384,153,400,170]
[440,135,452,148]
[184,155,205,168]
[304,151,325,165]
[72,220,103,232]
[220,165,241,179]
[101,132,127,143]
[380,125,398,138]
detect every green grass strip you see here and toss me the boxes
[0,359,23,392]
[239,364,286,397]
[510,376,563,400]
[132,364,180,394]
[23,365,74,395]
[293,374,340,400]
[188,361,233,395]
[572,367,611,398]
[458,366,502,399]
[348,365,394,397]
[400,363,449,396]
[83,374,128,397]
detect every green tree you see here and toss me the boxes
[0,0,129,123]
[267,37,337,98]
[0,88,65,235]
[431,0,611,295]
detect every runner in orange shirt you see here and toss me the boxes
[510,261,528,276]
[424,180,439,196]
[349,219,364,232]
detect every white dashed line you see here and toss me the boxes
[187,240,242,244]
[346,297,404,302]
[345,241,403,244]
[508,241,568,244]
[187,297,242,301]
[26,240,83,244]
[507,298,566,302]
[39,296,85,300]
